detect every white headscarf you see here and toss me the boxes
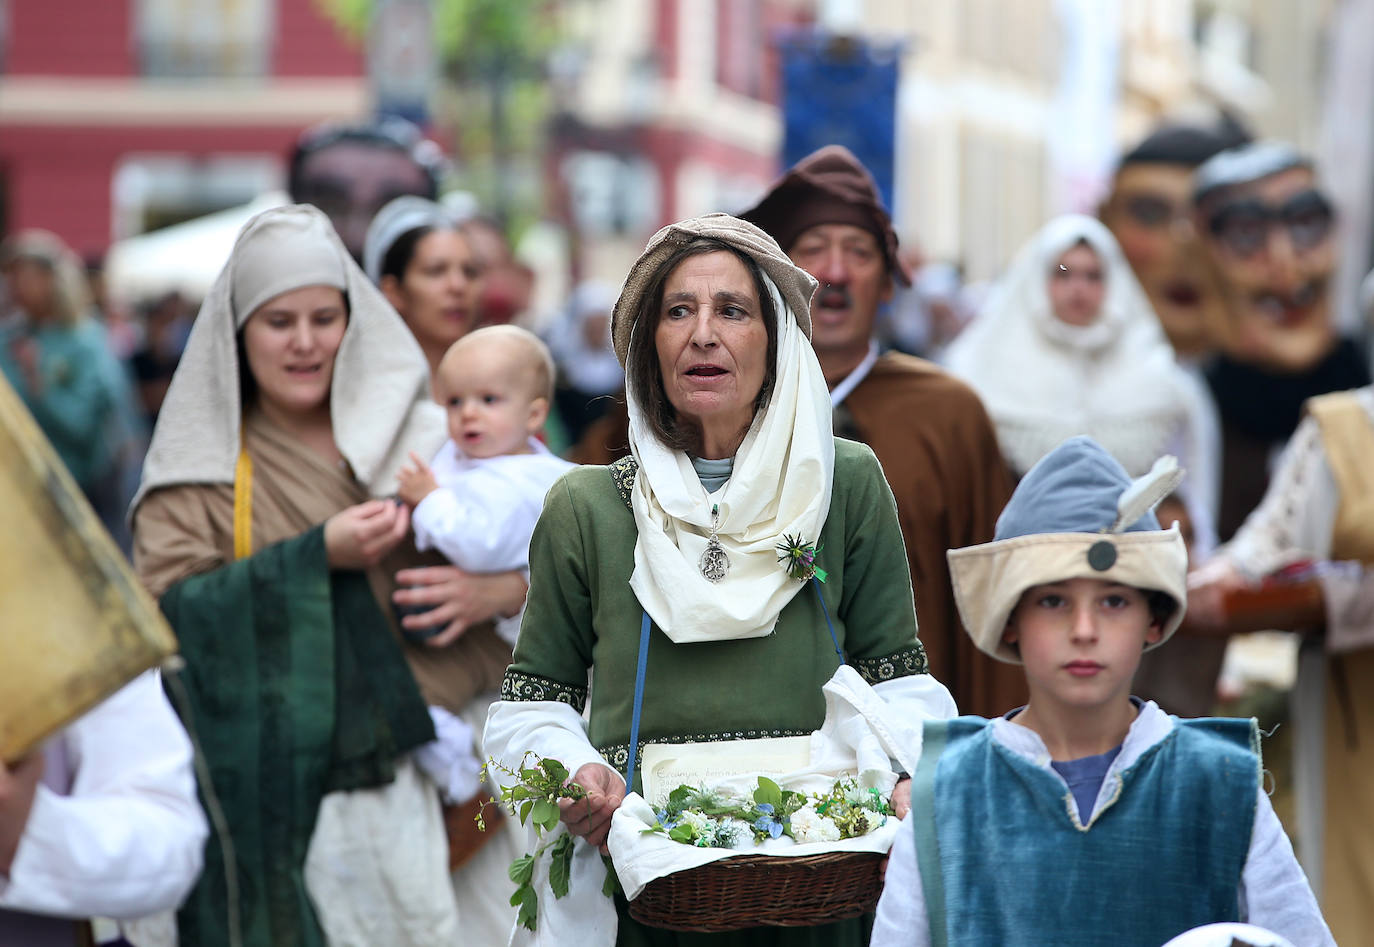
[944,214,1192,477]
[133,204,445,512]
[361,195,469,286]
[613,215,834,644]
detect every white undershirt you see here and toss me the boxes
[828,340,881,408]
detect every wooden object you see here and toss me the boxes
[1221,576,1326,630]
[0,372,177,763]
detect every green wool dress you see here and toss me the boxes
[503,437,931,945]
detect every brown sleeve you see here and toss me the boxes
[131,484,234,599]
[949,385,1015,549]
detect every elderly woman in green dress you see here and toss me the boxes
[484,214,955,946]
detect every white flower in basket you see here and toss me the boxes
[791,804,842,844]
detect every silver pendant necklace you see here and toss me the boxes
[698,503,730,583]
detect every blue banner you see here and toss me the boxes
[779,32,903,214]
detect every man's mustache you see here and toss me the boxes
[816,284,853,309]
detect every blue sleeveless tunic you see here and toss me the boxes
[911,716,1259,946]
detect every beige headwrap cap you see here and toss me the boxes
[230,212,346,323]
[132,204,444,514]
[610,212,815,365]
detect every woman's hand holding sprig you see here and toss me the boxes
[559,763,626,854]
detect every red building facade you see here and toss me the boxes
[0,0,367,257]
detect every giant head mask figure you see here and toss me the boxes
[1100,124,1243,359]
[1192,142,1338,374]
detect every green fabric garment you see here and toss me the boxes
[506,436,929,782]
[160,525,435,947]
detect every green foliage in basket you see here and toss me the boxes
[479,753,615,931]
[645,776,892,848]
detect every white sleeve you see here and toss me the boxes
[1239,787,1334,944]
[871,675,958,774]
[869,813,929,946]
[495,610,525,648]
[411,472,543,573]
[482,698,620,790]
[411,706,483,805]
[0,671,208,919]
[1223,417,1336,575]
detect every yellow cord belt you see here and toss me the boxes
[233,446,253,561]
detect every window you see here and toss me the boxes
[136,0,272,78]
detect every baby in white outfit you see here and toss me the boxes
[396,324,574,801]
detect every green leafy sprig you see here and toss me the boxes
[810,779,893,838]
[479,753,615,931]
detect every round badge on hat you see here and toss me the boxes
[1087,539,1117,571]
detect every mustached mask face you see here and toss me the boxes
[1196,165,1337,373]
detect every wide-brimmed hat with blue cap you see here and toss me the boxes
[947,435,1189,664]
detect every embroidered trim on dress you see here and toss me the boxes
[500,669,587,713]
[852,642,930,684]
[597,728,812,775]
[608,455,639,509]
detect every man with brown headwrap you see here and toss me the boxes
[740,145,1022,718]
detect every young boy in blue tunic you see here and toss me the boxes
[870,436,1332,946]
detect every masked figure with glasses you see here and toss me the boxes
[1191,142,1370,540]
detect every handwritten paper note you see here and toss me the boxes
[640,736,813,807]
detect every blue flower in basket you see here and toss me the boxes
[753,804,786,839]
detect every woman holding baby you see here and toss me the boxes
[483,214,956,946]
[131,204,512,944]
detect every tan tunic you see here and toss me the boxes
[1307,391,1374,943]
[133,410,510,715]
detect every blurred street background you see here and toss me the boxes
[3,0,1372,336]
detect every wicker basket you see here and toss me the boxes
[626,849,885,932]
